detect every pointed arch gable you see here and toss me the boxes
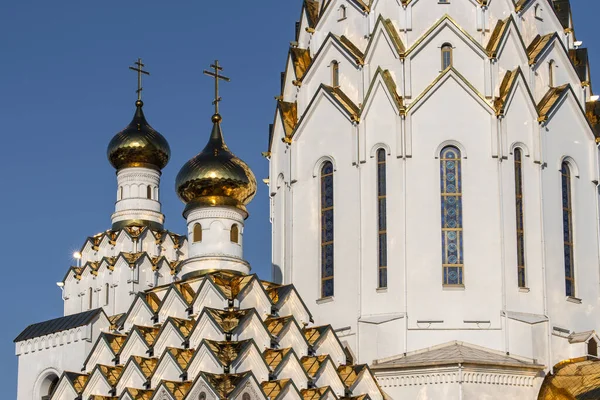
[364,15,405,63]
[541,86,597,142]
[488,16,529,66]
[530,34,583,91]
[495,68,538,118]
[301,33,364,85]
[405,14,487,58]
[292,85,359,143]
[361,68,404,117]
[407,68,495,117]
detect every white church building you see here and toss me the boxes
[13,0,600,399]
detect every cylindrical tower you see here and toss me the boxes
[107,99,171,230]
[176,113,257,277]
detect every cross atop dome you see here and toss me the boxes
[128,58,150,102]
[203,60,230,116]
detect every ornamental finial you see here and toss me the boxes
[203,60,231,117]
[129,58,150,102]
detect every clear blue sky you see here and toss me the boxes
[1,1,599,396]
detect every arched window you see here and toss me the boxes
[88,287,93,310]
[549,60,555,87]
[105,283,110,306]
[377,149,388,289]
[588,338,598,357]
[561,162,575,297]
[338,5,346,20]
[230,224,239,243]
[441,44,453,70]
[331,61,340,88]
[440,146,464,286]
[321,161,335,298]
[40,373,59,400]
[242,394,251,400]
[147,185,152,199]
[198,392,207,400]
[514,149,526,288]
[193,223,202,243]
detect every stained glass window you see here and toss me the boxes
[562,162,575,297]
[377,149,388,288]
[440,146,463,286]
[514,149,526,288]
[321,161,334,298]
[441,44,453,70]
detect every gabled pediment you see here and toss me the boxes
[405,14,487,59]
[151,380,192,400]
[364,15,405,63]
[150,347,194,387]
[262,379,302,400]
[116,356,157,393]
[406,67,495,116]
[51,372,88,399]
[487,16,529,62]
[494,67,538,117]
[84,333,126,372]
[361,68,404,117]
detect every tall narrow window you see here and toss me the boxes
[561,162,575,297]
[105,283,110,306]
[331,61,340,88]
[514,149,526,288]
[321,161,334,298]
[147,185,152,199]
[119,186,123,200]
[377,149,388,288]
[338,5,346,20]
[441,44,453,70]
[193,223,202,243]
[88,287,93,310]
[230,224,239,243]
[549,60,555,87]
[440,146,464,286]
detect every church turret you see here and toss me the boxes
[175,61,256,278]
[107,59,171,231]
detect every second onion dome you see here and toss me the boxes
[107,100,171,171]
[175,113,257,217]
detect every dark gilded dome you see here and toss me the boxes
[107,100,171,171]
[175,114,257,217]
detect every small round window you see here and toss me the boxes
[242,394,251,400]
[199,392,207,400]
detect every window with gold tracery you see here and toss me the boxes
[377,149,387,289]
[440,146,463,286]
[441,44,453,70]
[514,148,526,288]
[561,161,575,297]
[321,161,334,298]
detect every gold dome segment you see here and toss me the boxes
[175,114,257,217]
[107,100,171,171]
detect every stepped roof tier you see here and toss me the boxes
[22,270,387,400]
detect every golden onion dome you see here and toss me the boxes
[175,114,257,217]
[107,100,171,171]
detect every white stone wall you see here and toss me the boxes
[269,0,600,375]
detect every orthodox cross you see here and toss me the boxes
[203,60,230,115]
[129,58,150,101]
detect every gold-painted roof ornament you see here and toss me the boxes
[175,60,257,217]
[107,59,171,171]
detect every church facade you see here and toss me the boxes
[266,0,600,398]
[14,64,386,400]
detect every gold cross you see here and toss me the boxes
[203,60,230,115]
[129,58,150,101]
